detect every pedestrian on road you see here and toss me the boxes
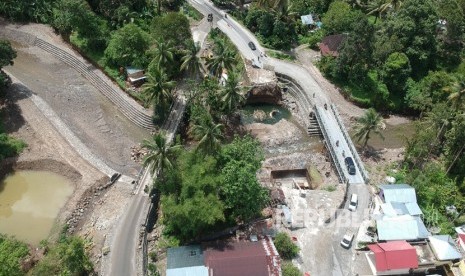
[225,13,227,18]
[313,93,315,98]
[336,140,339,147]
[324,103,327,110]
[258,56,260,61]
[342,150,345,157]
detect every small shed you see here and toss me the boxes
[366,241,418,274]
[126,67,147,87]
[428,235,462,261]
[300,14,314,25]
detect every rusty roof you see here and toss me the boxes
[203,237,281,276]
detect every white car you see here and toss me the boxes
[340,233,354,249]
[348,194,358,212]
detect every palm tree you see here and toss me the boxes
[190,117,224,155]
[141,65,176,108]
[221,71,245,113]
[354,108,384,150]
[151,40,174,68]
[142,132,180,176]
[205,41,236,78]
[447,77,465,111]
[180,41,201,78]
[366,0,390,23]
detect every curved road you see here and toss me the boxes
[187,1,370,275]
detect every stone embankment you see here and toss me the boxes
[0,27,155,130]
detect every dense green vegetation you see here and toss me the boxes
[32,235,93,276]
[0,40,27,161]
[151,135,268,242]
[0,233,93,276]
[0,235,29,276]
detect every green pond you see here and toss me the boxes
[0,170,73,245]
[241,104,291,125]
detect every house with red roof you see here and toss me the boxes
[366,241,418,275]
[318,34,347,57]
[166,236,281,276]
[204,236,281,276]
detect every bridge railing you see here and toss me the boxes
[330,104,369,184]
[314,107,347,184]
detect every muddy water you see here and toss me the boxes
[0,171,73,245]
[350,122,415,149]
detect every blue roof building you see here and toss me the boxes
[166,245,208,276]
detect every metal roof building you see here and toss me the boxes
[379,184,418,204]
[366,241,419,274]
[377,215,430,241]
[166,245,208,276]
[428,235,462,261]
[204,236,281,276]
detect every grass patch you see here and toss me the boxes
[266,51,295,61]
[323,185,336,192]
[181,3,204,21]
[308,165,323,187]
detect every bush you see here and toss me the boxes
[298,30,324,49]
[282,261,301,276]
[0,133,27,160]
[274,232,299,260]
[0,234,29,276]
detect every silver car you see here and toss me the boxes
[340,233,354,249]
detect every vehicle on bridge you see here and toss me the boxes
[344,157,356,175]
[248,41,256,50]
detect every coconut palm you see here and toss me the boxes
[141,65,176,107]
[366,0,390,23]
[205,41,236,78]
[447,77,465,111]
[180,41,201,78]
[354,108,385,149]
[190,117,224,155]
[221,71,245,113]
[142,132,180,176]
[151,40,174,68]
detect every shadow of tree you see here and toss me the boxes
[1,82,31,133]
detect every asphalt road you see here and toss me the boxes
[187,1,371,274]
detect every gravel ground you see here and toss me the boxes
[1,21,151,271]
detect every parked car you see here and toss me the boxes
[348,193,358,212]
[248,41,256,51]
[340,233,354,249]
[344,157,356,175]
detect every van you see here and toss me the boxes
[345,157,356,175]
[348,194,358,212]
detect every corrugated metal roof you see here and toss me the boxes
[167,245,204,269]
[368,241,418,272]
[429,235,462,261]
[166,266,208,276]
[203,237,281,276]
[301,14,314,25]
[377,215,430,241]
[405,202,423,216]
[379,184,417,203]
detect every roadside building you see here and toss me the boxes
[429,235,462,261]
[166,237,281,276]
[204,236,281,276]
[366,241,418,275]
[376,184,429,241]
[166,245,208,276]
